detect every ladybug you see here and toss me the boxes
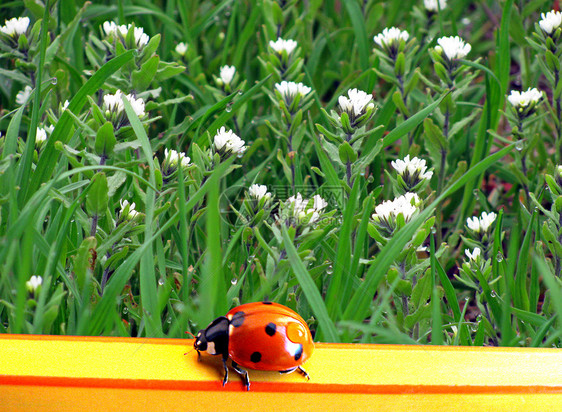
[193,301,314,390]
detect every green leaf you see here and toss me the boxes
[86,172,108,217]
[74,236,97,293]
[94,122,116,157]
[132,55,160,91]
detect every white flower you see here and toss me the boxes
[213,126,246,156]
[248,184,271,200]
[132,26,149,48]
[175,42,188,56]
[15,85,32,105]
[219,65,236,85]
[103,90,125,114]
[164,148,191,170]
[101,21,149,48]
[286,193,327,226]
[372,192,420,234]
[269,38,298,55]
[275,81,312,103]
[103,90,145,118]
[507,88,543,108]
[465,247,481,262]
[26,275,42,293]
[424,0,447,12]
[436,36,471,60]
[466,211,497,234]
[61,100,70,111]
[0,17,30,37]
[125,93,146,117]
[312,194,328,212]
[391,155,433,186]
[102,21,117,37]
[120,199,139,220]
[539,10,562,34]
[36,127,47,144]
[338,89,374,117]
[373,27,409,48]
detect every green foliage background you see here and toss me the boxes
[0,0,561,347]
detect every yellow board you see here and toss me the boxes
[0,334,561,411]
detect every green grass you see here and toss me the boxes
[0,0,560,347]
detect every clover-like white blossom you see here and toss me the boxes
[338,89,374,117]
[269,38,298,55]
[436,36,471,60]
[102,21,118,37]
[164,148,191,169]
[26,275,42,293]
[275,81,312,101]
[312,194,328,212]
[248,184,271,201]
[539,10,562,34]
[507,88,543,108]
[103,90,145,118]
[126,94,146,117]
[0,17,30,37]
[213,126,247,156]
[466,211,497,234]
[465,247,481,262]
[120,199,140,220]
[101,21,149,48]
[424,0,447,12]
[36,127,48,144]
[175,42,188,56]
[372,192,420,233]
[15,85,32,105]
[391,155,433,183]
[286,193,328,225]
[219,65,236,85]
[374,27,409,48]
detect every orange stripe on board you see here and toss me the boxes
[1,375,561,395]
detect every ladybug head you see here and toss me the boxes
[193,317,229,356]
[194,329,208,352]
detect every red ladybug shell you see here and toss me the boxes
[225,302,314,371]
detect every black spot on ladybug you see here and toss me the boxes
[250,351,262,363]
[231,311,245,327]
[262,301,272,305]
[265,322,276,336]
[294,344,303,361]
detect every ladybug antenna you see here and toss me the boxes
[184,347,196,356]
[185,331,196,338]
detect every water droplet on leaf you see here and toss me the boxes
[158,278,165,285]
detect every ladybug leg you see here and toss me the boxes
[278,367,297,374]
[231,361,250,391]
[297,366,310,381]
[221,356,229,386]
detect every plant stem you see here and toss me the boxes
[435,108,450,246]
[90,214,98,237]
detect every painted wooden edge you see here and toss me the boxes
[0,334,561,411]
